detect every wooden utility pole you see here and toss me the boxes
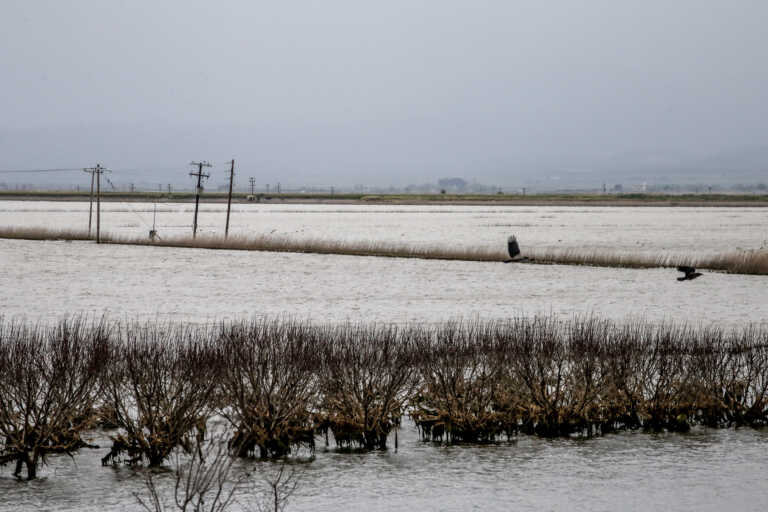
[189,161,211,238]
[83,164,109,243]
[225,159,235,237]
[83,169,95,235]
[96,166,101,243]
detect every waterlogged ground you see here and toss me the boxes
[1,200,768,258]
[1,419,767,512]
[1,202,768,510]
[1,238,767,326]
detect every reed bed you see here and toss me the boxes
[0,226,93,241]
[117,233,506,262]
[3,225,768,274]
[2,316,768,479]
[528,247,768,275]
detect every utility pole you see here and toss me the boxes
[83,164,109,243]
[130,183,135,193]
[225,159,235,237]
[167,183,171,194]
[249,177,255,195]
[189,161,211,238]
[83,168,96,235]
[277,182,281,194]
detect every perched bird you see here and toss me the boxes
[677,266,703,281]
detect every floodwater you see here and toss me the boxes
[1,200,768,258]
[2,419,767,512]
[1,201,768,510]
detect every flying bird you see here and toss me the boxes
[677,266,702,281]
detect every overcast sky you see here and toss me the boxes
[1,1,766,187]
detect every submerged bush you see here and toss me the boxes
[0,318,109,479]
[411,321,509,443]
[1,314,767,476]
[100,323,219,466]
[218,319,317,458]
[316,324,417,450]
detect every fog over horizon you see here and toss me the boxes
[1,1,766,189]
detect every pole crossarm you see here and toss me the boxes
[82,164,110,243]
[189,161,211,238]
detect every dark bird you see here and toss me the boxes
[677,266,703,281]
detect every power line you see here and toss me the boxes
[0,168,83,173]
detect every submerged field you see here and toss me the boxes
[1,201,767,511]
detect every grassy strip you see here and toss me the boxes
[527,247,768,275]
[2,226,768,274]
[1,190,768,204]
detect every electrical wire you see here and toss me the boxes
[0,168,84,173]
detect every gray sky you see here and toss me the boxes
[1,1,767,188]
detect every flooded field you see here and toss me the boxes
[1,201,767,511]
[2,200,768,258]
[2,419,767,512]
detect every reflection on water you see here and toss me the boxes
[2,420,767,511]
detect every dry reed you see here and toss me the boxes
[3,225,768,275]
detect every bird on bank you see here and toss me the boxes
[677,266,703,281]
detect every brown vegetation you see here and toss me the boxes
[2,316,768,480]
[218,320,317,458]
[0,317,109,479]
[3,226,768,275]
[100,323,219,466]
[316,324,417,450]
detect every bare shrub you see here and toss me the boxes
[316,323,417,450]
[503,316,603,437]
[412,321,509,443]
[218,319,318,458]
[0,317,109,479]
[100,322,219,466]
[137,435,241,512]
[136,434,303,512]
[250,462,303,512]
